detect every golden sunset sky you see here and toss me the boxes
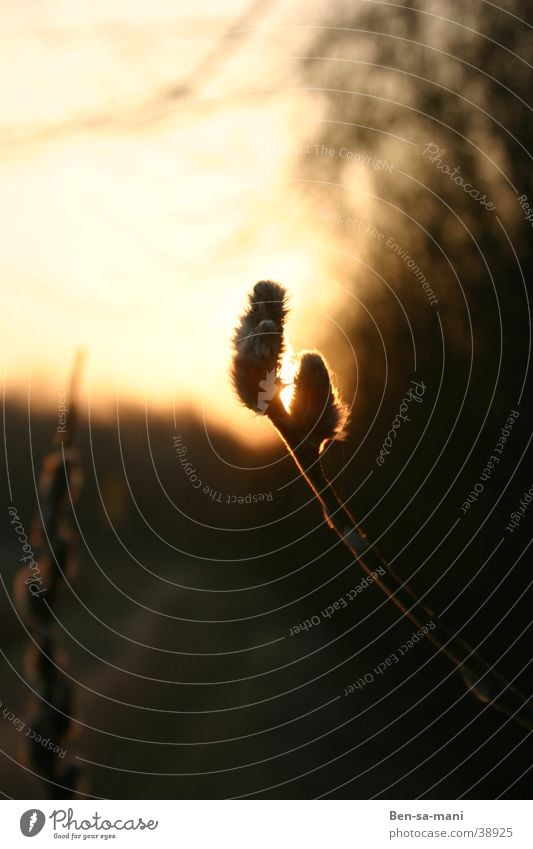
[1,1,372,435]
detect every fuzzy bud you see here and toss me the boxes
[290,351,349,450]
[232,281,287,412]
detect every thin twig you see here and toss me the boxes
[231,282,532,732]
[13,350,86,796]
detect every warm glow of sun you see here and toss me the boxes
[278,346,297,412]
[0,4,344,440]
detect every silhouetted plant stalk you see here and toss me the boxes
[232,282,532,731]
[13,351,86,796]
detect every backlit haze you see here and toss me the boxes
[0,0,354,438]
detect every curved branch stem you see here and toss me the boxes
[266,395,532,732]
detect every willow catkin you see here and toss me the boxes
[291,351,349,451]
[230,282,533,732]
[12,372,86,797]
[232,281,288,413]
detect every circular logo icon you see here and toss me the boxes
[20,810,46,837]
